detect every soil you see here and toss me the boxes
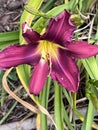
[0,0,24,32]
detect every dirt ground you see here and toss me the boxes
[0,0,24,32]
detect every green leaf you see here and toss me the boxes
[0,31,19,42]
[90,94,98,109]
[86,80,98,109]
[33,3,71,32]
[81,57,98,79]
[79,0,94,13]
[8,70,18,81]
[68,0,78,12]
[41,0,57,12]
[63,88,71,106]
[81,100,95,130]
[54,81,64,130]
[94,12,98,25]
[40,77,51,130]
[0,101,18,125]
[19,0,44,44]
[16,64,30,88]
[63,104,74,130]
[0,31,19,49]
[0,70,4,84]
[0,40,18,49]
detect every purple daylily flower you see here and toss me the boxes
[0,10,98,95]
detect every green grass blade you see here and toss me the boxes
[81,57,98,79]
[63,88,71,106]
[41,0,57,12]
[19,0,44,44]
[0,101,18,125]
[63,104,74,130]
[79,0,94,13]
[0,31,19,42]
[0,40,19,49]
[16,64,30,88]
[54,81,64,130]
[81,100,95,130]
[0,31,19,49]
[40,77,51,130]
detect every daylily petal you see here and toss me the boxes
[30,59,49,95]
[51,49,79,92]
[22,22,40,44]
[66,41,98,58]
[41,10,75,45]
[0,44,41,69]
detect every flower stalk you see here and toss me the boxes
[54,81,64,130]
[25,5,52,19]
[40,77,51,130]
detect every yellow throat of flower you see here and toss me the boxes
[38,40,59,61]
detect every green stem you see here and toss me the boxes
[0,101,18,125]
[63,104,74,130]
[72,93,77,129]
[74,109,84,121]
[72,93,76,110]
[81,100,95,130]
[40,77,51,130]
[74,108,98,129]
[86,100,95,130]
[45,76,51,108]
[54,81,64,130]
[1,87,6,107]
[63,88,71,106]
[0,70,5,107]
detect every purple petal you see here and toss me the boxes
[22,22,40,44]
[30,59,49,95]
[41,10,75,45]
[66,41,98,58]
[51,49,79,92]
[0,44,41,69]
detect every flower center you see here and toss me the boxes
[38,40,59,61]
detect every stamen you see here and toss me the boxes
[54,44,67,50]
[48,55,52,75]
[39,40,67,64]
